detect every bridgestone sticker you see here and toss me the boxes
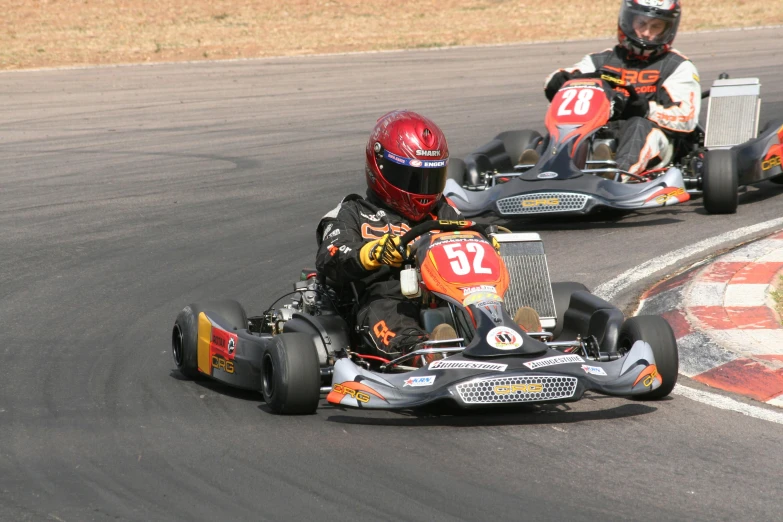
[487,327,523,350]
[523,354,584,370]
[429,360,508,372]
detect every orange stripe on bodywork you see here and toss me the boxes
[633,364,661,388]
[197,312,212,375]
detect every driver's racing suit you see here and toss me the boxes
[545,45,701,174]
[316,192,461,359]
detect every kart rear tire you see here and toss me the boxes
[172,300,248,379]
[702,149,738,214]
[262,333,321,415]
[494,130,543,166]
[551,282,589,339]
[618,316,678,400]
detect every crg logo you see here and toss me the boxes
[522,198,559,207]
[537,172,558,179]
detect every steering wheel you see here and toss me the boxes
[397,220,488,263]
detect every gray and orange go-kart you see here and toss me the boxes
[171,220,678,414]
[444,75,783,218]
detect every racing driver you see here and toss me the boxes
[316,110,541,362]
[541,0,701,177]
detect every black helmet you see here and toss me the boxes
[618,0,681,59]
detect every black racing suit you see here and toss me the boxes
[316,192,461,359]
[546,46,701,173]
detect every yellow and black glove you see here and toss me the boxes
[360,234,405,270]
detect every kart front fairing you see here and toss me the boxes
[327,338,662,410]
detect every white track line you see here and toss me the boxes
[673,384,783,424]
[594,217,783,301]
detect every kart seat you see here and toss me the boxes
[420,307,455,334]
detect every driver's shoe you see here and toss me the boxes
[420,323,458,365]
[514,306,542,333]
[518,149,539,165]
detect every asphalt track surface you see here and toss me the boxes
[2,28,783,522]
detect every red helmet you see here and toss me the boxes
[618,0,681,60]
[365,110,449,222]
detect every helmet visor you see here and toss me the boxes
[620,11,676,46]
[379,150,448,195]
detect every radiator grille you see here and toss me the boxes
[457,375,578,404]
[497,192,588,215]
[499,241,556,327]
[705,96,759,148]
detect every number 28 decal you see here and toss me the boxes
[557,88,594,116]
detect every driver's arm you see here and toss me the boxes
[648,60,701,134]
[316,211,372,283]
[543,52,604,101]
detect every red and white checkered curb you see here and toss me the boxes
[637,231,783,406]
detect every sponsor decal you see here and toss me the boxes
[494,383,543,395]
[210,328,238,360]
[653,187,686,205]
[537,171,558,179]
[463,291,503,307]
[227,337,235,355]
[429,360,508,371]
[438,220,470,227]
[322,223,333,240]
[327,244,338,256]
[326,229,340,239]
[212,355,235,374]
[581,364,607,376]
[339,245,351,254]
[487,327,524,350]
[521,197,559,208]
[359,210,386,221]
[361,222,410,239]
[416,149,441,157]
[633,364,662,388]
[762,151,781,171]
[373,320,396,346]
[523,354,584,370]
[329,382,386,403]
[385,150,446,168]
[462,285,497,296]
[403,375,436,387]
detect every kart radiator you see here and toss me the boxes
[704,78,761,149]
[456,375,578,404]
[493,233,557,329]
[496,192,589,215]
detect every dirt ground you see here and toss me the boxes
[2,0,782,70]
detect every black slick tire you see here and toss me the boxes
[618,316,678,400]
[262,333,321,415]
[702,149,738,214]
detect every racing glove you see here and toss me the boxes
[545,71,573,102]
[360,234,405,270]
[620,84,650,120]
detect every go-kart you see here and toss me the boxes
[444,74,783,218]
[171,220,678,414]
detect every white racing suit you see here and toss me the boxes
[545,46,701,174]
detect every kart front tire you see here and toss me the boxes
[550,282,589,340]
[702,149,738,214]
[262,333,321,415]
[171,300,248,379]
[618,316,678,400]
